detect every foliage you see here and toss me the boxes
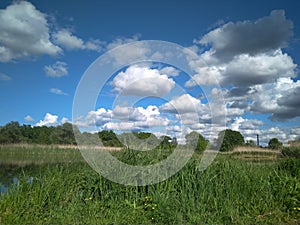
[268,138,283,150]
[0,122,76,145]
[282,146,300,159]
[218,129,245,152]
[98,130,123,147]
[0,150,299,224]
[245,139,256,147]
[185,131,209,152]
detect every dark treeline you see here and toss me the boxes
[3,121,290,152]
[0,121,178,149]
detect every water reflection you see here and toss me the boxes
[0,175,33,194]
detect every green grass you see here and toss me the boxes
[0,144,84,166]
[0,146,299,224]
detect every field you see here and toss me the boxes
[0,145,299,224]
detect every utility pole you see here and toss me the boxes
[257,134,259,146]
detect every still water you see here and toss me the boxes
[0,166,34,194]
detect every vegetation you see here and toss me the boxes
[218,129,245,152]
[282,146,300,159]
[0,146,299,224]
[185,131,208,153]
[268,138,283,150]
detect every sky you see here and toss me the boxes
[0,0,300,145]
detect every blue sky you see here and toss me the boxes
[0,0,299,145]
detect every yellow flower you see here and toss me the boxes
[84,197,93,201]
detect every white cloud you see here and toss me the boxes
[112,105,146,121]
[108,41,150,66]
[111,66,175,96]
[44,61,68,77]
[104,105,169,132]
[0,1,61,62]
[61,117,69,124]
[53,29,103,51]
[221,50,297,86]
[85,108,113,127]
[0,73,11,81]
[106,35,140,50]
[159,66,180,76]
[24,115,34,122]
[160,94,203,114]
[49,88,68,95]
[186,49,297,87]
[36,113,59,127]
[251,78,300,120]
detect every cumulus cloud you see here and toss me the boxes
[108,41,150,66]
[44,61,68,77]
[104,105,169,131]
[221,50,297,86]
[49,88,68,95]
[0,73,11,81]
[24,115,34,122]
[251,78,300,121]
[197,10,293,60]
[111,66,175,96]
[0,1,61,62]
[36,113,59,126]
[106,35,140,50]
[159,66,180,76]
[53,29,103,51]
[160,94,203,114]
[85,108,113,127]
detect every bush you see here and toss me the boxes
[218,129,244,152]
[268,138,283,150]
[282,146,300,159]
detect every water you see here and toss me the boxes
[0,174,33,194]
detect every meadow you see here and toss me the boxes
[0,145,299,224]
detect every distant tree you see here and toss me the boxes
[268,138,283,150]
[171,137,178,146]
[185,131,209,152]
[245,139,256,147]
[159,135,172,149]
[50,123,76,145]
[98,130,123,147]
[0,121,21,144]
[218,129,245,152]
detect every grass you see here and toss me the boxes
[0,146,299,224]
[0,144,84,166]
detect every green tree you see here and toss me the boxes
[185,131,209,152]
[268,138,283,150]
[98,130,123,147]
[218,129,244,152]
[0,121,21,144]
[245,139,256,147]
[159,135,172,149]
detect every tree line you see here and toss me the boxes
[0,121,286,152]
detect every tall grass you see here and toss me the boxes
[0,145,84,166]
[0,147,299,224]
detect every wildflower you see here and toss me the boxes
[84,197,93,201]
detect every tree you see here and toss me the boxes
[98,130,123,147]
[185,131,209,152]
[268,138,283,150]
[0,121,21,144]
[159,135,172,149]
[245,139,256,147]
[218,129,244,152]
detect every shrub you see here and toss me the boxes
[282,146,300,159]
